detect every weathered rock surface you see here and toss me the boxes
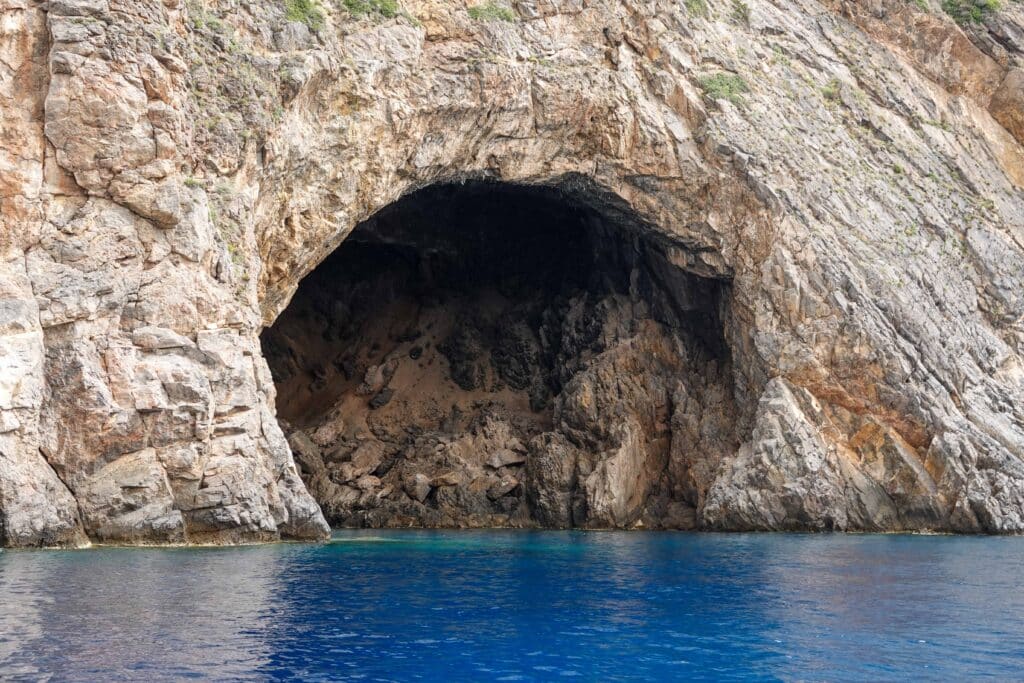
[0,0,1023,544]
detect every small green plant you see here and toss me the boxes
[922,117,953,132]
[285,0,326,30]
[941,0,1000,23]
[821,77,841,102]
[342,0,398,18]
[770,45,791,67]
[188,1,227,31]
[685,0,709,17]
[730,0,750,24]
[699,72,749,105]
[914,0,929,10]
[184,176,203,188]
[467,1,516,21]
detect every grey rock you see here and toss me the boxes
[274,22,313,52]
[404,473,432,503]
[487,475,519,501]
[486,449,526,469]
[369,388,394,409]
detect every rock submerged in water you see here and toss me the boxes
[2,0,1024,546]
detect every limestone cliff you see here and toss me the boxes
[0,0,1022,545]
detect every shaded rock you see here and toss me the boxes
[487,475,519,500]
[439,323,486,390]
[354,474,381,491]
[524,433,581,528]
[404,473,432,503]
[431,471,463,487]
[486,448,527,469]
[369,388,394,409]
[492,320,539,390]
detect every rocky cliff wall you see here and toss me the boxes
[0,0,1022,545]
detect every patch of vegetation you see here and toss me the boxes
[921,117,953,132]
[913,0,929,10]
[201,14,224,30]
[941,0,1000,24]
[730,0,750,24]
[699,72,749,105]
[821,77,841,102]
[685,0,709,17]
[286,0,326,30]
[467,1,516,21]
[770,45,791,67]
[188,0,227,32]
[342,0,399,18]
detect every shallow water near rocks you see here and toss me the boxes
[1,531,1023,681]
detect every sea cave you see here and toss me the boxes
[261,180,738,530]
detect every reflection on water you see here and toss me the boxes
[2,532,1023,680]
[0,546,282,679]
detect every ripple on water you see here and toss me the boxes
[1,531,1024,680]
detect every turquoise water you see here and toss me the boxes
[1,531,1023,681]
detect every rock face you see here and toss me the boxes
[1,0,1023,544]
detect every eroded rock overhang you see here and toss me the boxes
[262,179,739,529]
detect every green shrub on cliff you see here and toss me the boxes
[685,0,709,17]
[730,0,751,24]
[699,73,749,105]
[342,0,399,18]
[286,0,325,30]
[941,0,1001,23]
[468,1,516,21]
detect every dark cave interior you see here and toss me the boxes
[261,181,737,529]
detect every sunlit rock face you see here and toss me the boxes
[1,0,1023,545]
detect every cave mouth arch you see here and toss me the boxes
[261,180,738,530]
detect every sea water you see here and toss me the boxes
[1,530,1022,681]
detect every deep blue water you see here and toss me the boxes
[1,531,1023,681]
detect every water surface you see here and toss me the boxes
[1,531,1022,681]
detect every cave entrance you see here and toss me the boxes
[261,181,736,530]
